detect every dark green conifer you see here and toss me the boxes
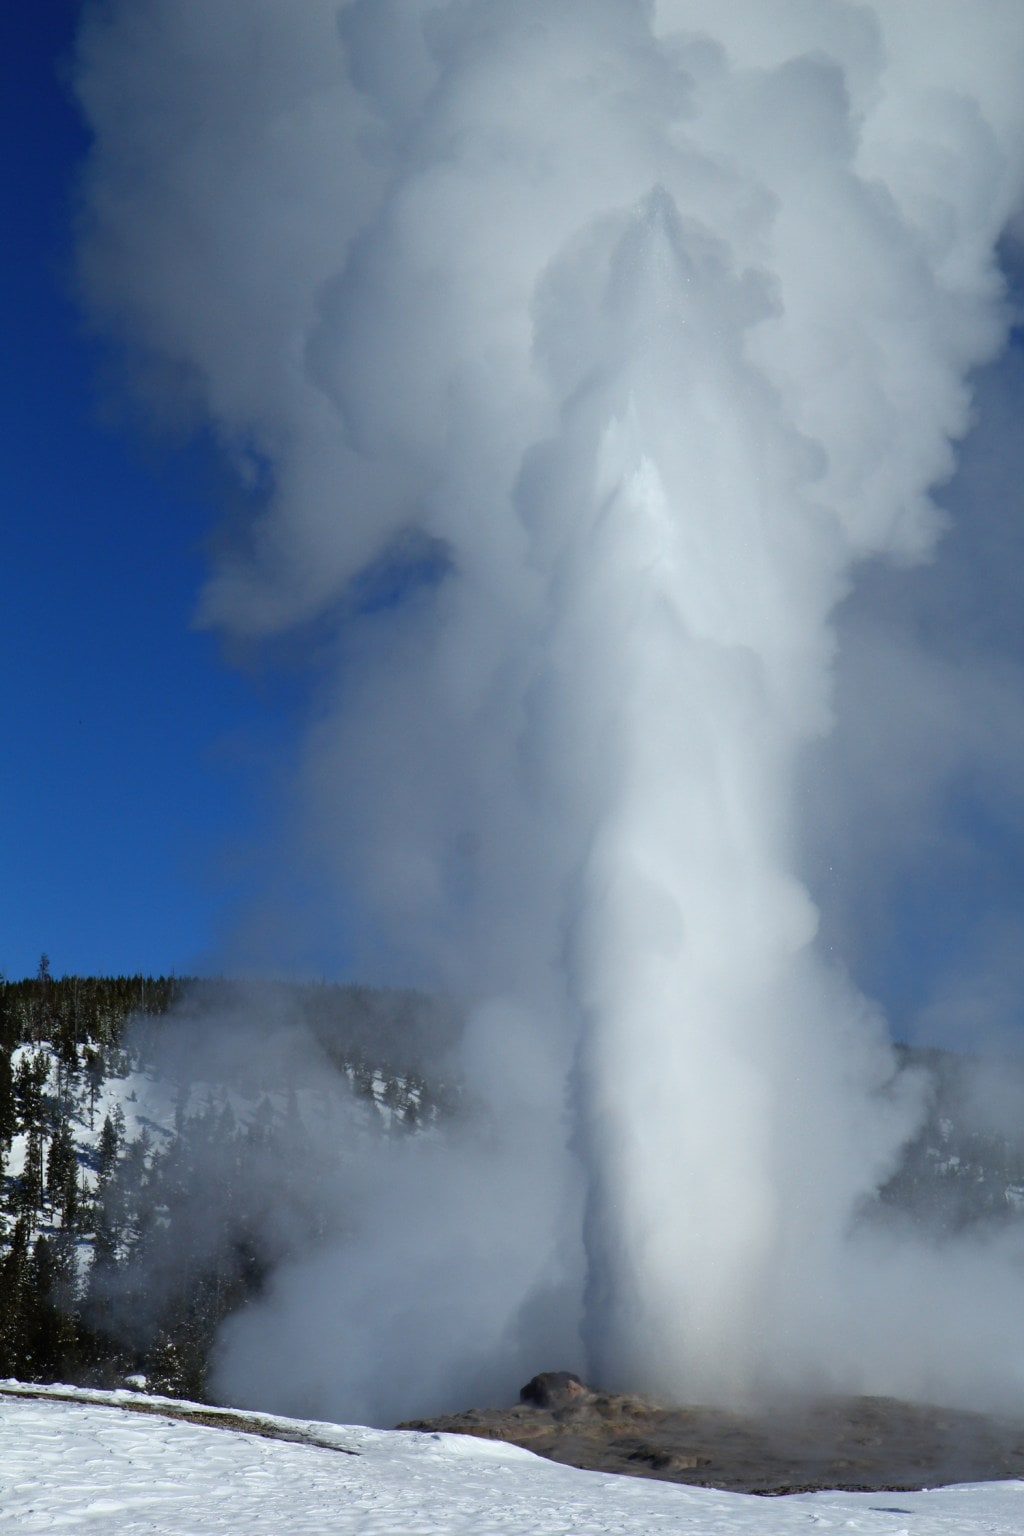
[0,1049,15,1147]
[19,1123,44,1220]
[46,1117,77,1217]
[0,1216,30,1373]
[97,1111,121,1184]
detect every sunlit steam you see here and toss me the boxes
[75,1,1024,1422]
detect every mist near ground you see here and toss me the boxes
[73,1,1024,1423]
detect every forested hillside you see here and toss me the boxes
[0,967,458,1400]
[2,967,1023,1408]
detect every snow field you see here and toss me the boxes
[1,1385,1022,1535]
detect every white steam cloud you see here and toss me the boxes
[74,1,1024,1422]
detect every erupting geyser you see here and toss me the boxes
[75,1,1024,1423]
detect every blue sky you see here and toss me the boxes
[1,4,297,981]
[4,5,1022,1045]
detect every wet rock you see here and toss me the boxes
[397,1379,1024,1495]
[519,1372,592,1410]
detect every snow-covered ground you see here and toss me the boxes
[0,1383,1021,1534]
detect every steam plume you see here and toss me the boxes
[74,1,1024,1421]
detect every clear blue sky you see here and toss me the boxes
[1,4,300,981]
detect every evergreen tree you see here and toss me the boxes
[83,1048,104,1130]
[145,1328,187,1397]
[97,1111,122,1184]
[46,1116,77,1219]
[86,1201,120,1339]
[51,1220,79,1313]
[0,1216,29,1374]
[24,1235,60,1377]
[32,954,52,1046]
[0,1048,15,1147]
[13,1053,43,1130]
[19,1123,44,1220]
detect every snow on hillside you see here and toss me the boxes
[5,1024,413,1182]
[0,1383,1021,1535]
[0,978,467,1400]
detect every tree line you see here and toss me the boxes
[0,967,451,1400]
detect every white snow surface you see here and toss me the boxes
[0,1383,1021,1534]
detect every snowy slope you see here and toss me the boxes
[0,1384,1021,1535]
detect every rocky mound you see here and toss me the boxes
[398,1372,1024,1494]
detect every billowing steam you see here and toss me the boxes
[74,1,1024,1423]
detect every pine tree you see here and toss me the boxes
[97,1111,121,1184]
[25,1235,59,1378]
[19,1123,44,1221]
[14,1055,41,1130]
[46,1116,77,1219]
[0,1216,30,1374]
[0,1048,15,1147]
[145,1328,186,1397]
[32,954,52,1046]
[83,1047,104,1130]
[86,1202,120,1338]
[51,1220,79,1311]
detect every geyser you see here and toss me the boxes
[74,1,1024,1423]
